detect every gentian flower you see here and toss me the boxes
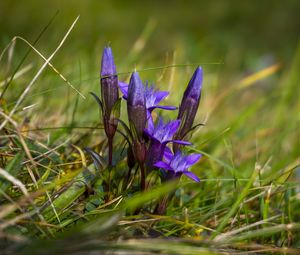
[127,71,148,170]
[127,72,147,140]
[154,151,201,182]
[176,66,203,140]
[119,82,176,118]
[145,118,191,171]
[145,84,177,116]
[145,118,189,145]
[118,81,129,98]
[100,47,119,139]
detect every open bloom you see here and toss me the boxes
[145,118,190,146]
[145,85,177,114]
[154,151,201,182]
[119,82,176,117]
[176,66,203,139]
[145,118,190,171]
[100,47,119,138]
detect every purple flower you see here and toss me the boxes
[100,47,119,139]
[176,66,203,140]
[154,151,201,182]
[127,72,147,140]
[119,82,176,117]
[118,81,128,98]
[145,118,190,171]
[145,85,177,114]
[145,118,190,146]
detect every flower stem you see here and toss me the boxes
[155,175,180,214]
[140,163,146,191]
[105,137,113,202]
[108,136,113,167]
[155,194,170,215]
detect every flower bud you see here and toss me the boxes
[100,47,119,138]
[127,72,147,140]
[177,66,203,139]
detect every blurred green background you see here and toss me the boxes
[1,0,299,69]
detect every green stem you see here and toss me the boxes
[155,194,170,215]
[140,163,146,191]
[108,136,113,167]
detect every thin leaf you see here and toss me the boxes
[41,167,98,222]
[110,97,122,120]
[90,92,103,113]
[84,148,106,172]
[117,118,133,143]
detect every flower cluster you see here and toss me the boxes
[90,46,203,212]
[120,66,202,184]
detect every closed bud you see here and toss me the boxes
[100,47,119,138]
[177,66,203,139]
[127,72,147,140]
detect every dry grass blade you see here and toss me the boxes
[14,36,84,98]
[0,15,81,131]
[221,223,300,243]
[0,111,38,184]
[21,138,71,165]
[214,215,280,242]
[237,63,281,89]
[0,168,29,196]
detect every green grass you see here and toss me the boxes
[1,4,300,254]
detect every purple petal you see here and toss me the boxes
[154,161,173,171]
[183,171,200,182]
[118,81,128,99]
[145,118,162,144]
[168,140,192,145]
[148,105,177,111]
[101,47,117,76]
[167,119,181,134]
[146,110,152,121]
[185,67,203,102]
[153,91,169,104]
[146,133,160,144]
[128,72,145,107]
[185,153,202,167]
[163,147,173,163]
[146,113,155,133]
[144,128,152,138]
